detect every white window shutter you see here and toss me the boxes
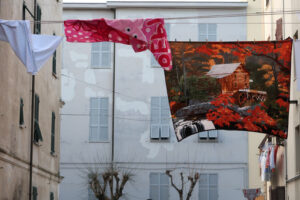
[199,131,208,139]
[208,130,218,139]
[151,125,160,139]
[160,125,170,138]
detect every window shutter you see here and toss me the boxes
[199,131,208,140]
[35,5,42,34]
[19,98,24,125]
[34,95,43,143]
[208,130,218,139]
[52,33,57,75]
[160,97,170,125]
[51,112,55,153]
[99,98,109,141]
[209,174,218,200]
[32,186,38,200]
[50,192,54,200]
[151,97,160,139]
[199,24,217,41]
[34,94,39,122]
[160,125,170,139]
[91,43,112,68]
[89,97,109,142]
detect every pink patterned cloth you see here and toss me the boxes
[64,18,172,71]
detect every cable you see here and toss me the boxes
[19,9,300,24]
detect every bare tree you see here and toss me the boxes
[165,170,199,200]
[88,166,134,200]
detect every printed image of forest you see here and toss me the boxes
[165,40,292,141]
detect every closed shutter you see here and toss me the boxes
[89,97,109,142]
[91,43,112,68]
[51,112,55,153]
[151,97,160,139]
[198,24,217,41]
[32,186,38,200]
[150,172,169,200]
[52,33,57,75]
[50,192,54,200]
[19,98,24,125]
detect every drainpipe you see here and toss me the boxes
[29,0,37,199]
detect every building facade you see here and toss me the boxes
[246,0,300,199]
[60,1,249,200]
[0,0,62,199]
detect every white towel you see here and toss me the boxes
[0,20,62,75]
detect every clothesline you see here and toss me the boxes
[26,9,300,24]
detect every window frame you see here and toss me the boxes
[89,97,109,142]
[150,97,171,141]
[149,172,169,200]
[198,130,218,143]
[32,186,38,200]
[91,42,113,69]
[199,173,218,200]
[198,23,217,42]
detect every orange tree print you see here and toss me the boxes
[165,39,292,141]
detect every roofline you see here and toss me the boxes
[63,1,248,10]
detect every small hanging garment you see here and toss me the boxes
[64,18,172,71]
[0,20,62,74]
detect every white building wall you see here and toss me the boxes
[60,3,249,200]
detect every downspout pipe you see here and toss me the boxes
[29,0,37,199]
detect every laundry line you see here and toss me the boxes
[25,9,300,24]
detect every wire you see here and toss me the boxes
[61,73,152,104]
[24,9,300,24]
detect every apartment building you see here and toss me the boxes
[60,1,249,200]
[0,0,62,199]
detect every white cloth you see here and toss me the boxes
[270,146,275,170]
[260,151,267,181]
[294,40,300,91]
[0,20,62,75]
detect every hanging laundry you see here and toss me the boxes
[165,40,292,141]
[0,20,62,75]
[64,18,172,71]
[294,40,300,91]
[270,146,276,171]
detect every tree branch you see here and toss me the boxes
[186,172,199,200]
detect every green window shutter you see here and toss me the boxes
[35,5,42,34]
[51,112,55,153]
[50,192,54,200]
[19,98,24,125]
[32,186,38,200]
[34,94,39,122]
[52,33,57,75]
[34,94,43,143]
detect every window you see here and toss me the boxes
[50,192,54,200]
[89,97,109,142]
[88,188,97,200]
[91,42,112,68]
[52,33,57,76]
[51,112,55,154]
[150,172,169,200]
[19,98,24,126]
[296,125,300,174]
[150,97,170,140]
[32,186,38,200]
[199,130,218,142]
[199,174,218,200]
[34,94,43,143]
[35,5,42,34]
[198,24,217,41]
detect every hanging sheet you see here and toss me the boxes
[64,18,172,71]
[0,20,62,75]
[165,40,292,141]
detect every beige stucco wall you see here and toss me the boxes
[0,0,62,199]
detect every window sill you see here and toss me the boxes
[52,72,58,79]
[50,152,57,157]
[198,139,218,143]
[88,141,110,143]
[33,141,42,146]
[150,138,170,143]
[19,124,26,129]
[91,67,112,69]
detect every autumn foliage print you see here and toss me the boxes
[165,40,292,141]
